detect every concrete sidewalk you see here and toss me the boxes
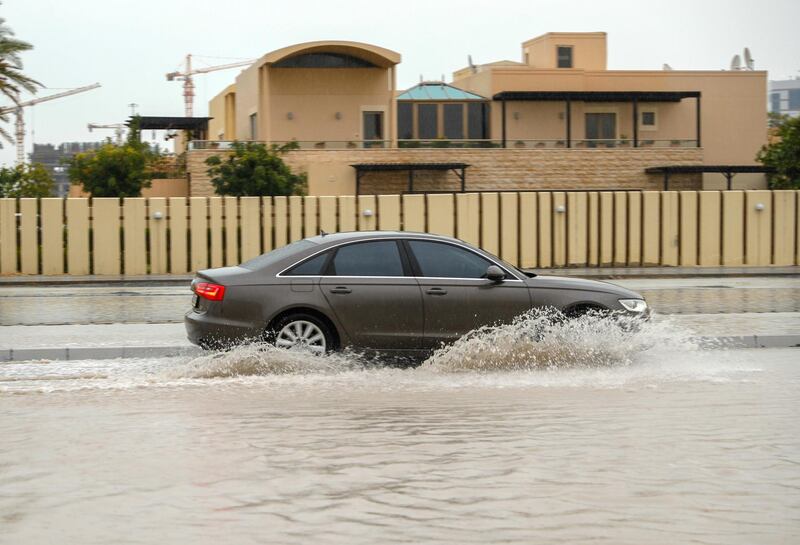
[0,266,798,286]
[1,314,798,362]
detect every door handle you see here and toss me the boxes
[425,287,447,295]
[329,286,352,294]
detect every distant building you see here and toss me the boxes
[769,78,800,118]
[195,32,768,195]
[30,142,102,196]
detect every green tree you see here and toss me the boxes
[757,115,800,189]
[0,10,41,144]
[66,115,164,197]
[0,162,54,197]
[67,143,153,197]
[205,141,306,197]
[768,111,790,130]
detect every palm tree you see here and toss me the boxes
[0,14,40,144]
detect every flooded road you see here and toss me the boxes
[2,323,799,544]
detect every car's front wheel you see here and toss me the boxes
[268,313,335,355]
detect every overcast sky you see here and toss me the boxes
[1,0,798,166]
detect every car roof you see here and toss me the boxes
[304,230,464,247]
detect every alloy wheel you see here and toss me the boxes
[275,320,327,354]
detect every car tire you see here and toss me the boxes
[267,312,336,354]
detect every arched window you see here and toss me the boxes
[274,52,377,68]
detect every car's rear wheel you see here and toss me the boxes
[269,313,334,355]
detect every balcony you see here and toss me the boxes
[189,138,699,151]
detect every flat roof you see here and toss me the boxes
[645,165,775,174]
[493,91,701,102]
[351,162,470,171]
[128,116,212,130]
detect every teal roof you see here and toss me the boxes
[397,82,486,101]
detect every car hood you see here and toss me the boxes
[525,275,644,299]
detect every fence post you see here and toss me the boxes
[123,198,147,275]
[427,194,454,237]
[168,197,188,274]
[149,197,168,274]
[772,190,796,266]
[722,191,744,266]
[190,197,208,272]
[745,190,772,266]
[93,198,121,275]
[679,191,698,266]
[19,198,38,274]
[0,199,17,274]
[40,198,64,275]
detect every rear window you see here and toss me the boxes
[240,240,317,271]
[283,251,330,276]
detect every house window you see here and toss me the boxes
[639,110,658,131]
[398,103,413,139]
[273,52,377,69]
[249,113,258,140]
[417,104,438,139]
[443,104,464,139]
[467,102,488,139]
[557,46,573,68]
[789,89,800,110]
[770,93,781,113]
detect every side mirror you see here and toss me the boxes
[485,265,506,283]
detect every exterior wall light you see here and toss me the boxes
[362,209,374,217]
[335,112,342,120]
[152,211,164,220]
[755,203,765,211]
[287,112,294,120]
[513,111,521,120]
[555,205,566,213]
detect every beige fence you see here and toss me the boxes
[0,191,798,275]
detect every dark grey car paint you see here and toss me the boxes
[185,231,647,352]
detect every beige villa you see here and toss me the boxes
[188,32,768,196]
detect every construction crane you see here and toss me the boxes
[166,54,254,117]
[88,122,126,145]
[0,83,101,164]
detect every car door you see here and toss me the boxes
[404,239,532,349]
[319,240,424,350]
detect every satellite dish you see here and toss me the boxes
[744,48,754,70]
[662,63,673,70]
[468,54,477,73]
[730,54,741,71]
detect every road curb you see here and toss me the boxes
[1,335,799,362]
[0,345,203,362]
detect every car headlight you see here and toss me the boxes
[619,299,648,313]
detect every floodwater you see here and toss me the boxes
[1,314,799,544]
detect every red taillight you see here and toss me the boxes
[194,282,225,301]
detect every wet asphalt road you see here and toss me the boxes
[1,277,798,326]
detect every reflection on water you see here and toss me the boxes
[1,313,798,545]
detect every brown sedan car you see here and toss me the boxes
[185,231,648,354]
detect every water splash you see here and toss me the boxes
[165,342,361,379]
[422,308,701,372]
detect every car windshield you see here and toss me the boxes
[240,239,317,270]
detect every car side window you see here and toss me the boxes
[284,251,330,276]
[330,241,405,277]
[408,240,492,279]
